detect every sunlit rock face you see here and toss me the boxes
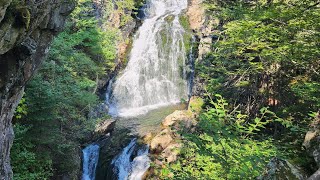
[0,1,74,179]
[106,0,189,117]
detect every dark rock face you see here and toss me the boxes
[0,1,74,179]
[303,111,320,179]
[95,128,133,180]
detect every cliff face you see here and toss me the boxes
[0,0,74,179]
[186,0,214,96]
[93,0,139,97]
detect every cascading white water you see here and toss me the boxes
[82,144,100,180]
[106,0,189,117]
[128,147,150,180]
[112,139,150,180]
[187,36,196,98]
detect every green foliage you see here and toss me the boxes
[199,0,320,116]
[291,81,320,108]
[133,0,145,7]
[194,0,319,175]
[105,0,145,27]
[159,95,278,179]
[14,97,27,119]
[188,97,204,114]
[61,0,118,73]
[11,44,99,179]
[11,124,53,180]
[11,0,118,178]
[116,0,135,26]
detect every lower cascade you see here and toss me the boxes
[112,139,150,180]
[82,144,100,180]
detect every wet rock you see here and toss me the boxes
[95,128,133,180]
[92,0,140,97]
[165,15,175,23]
[150,129,173,152]
[258,157,308,180]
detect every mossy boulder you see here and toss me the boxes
[164,15,175,24]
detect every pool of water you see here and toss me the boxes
[114,103,187,136]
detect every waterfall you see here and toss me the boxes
[106,0,189,117]
[187,36,196,99]
[112,139,150,180]
[82,144,100,180]
[128,147,150,180]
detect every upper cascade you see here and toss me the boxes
[106,0,189,117]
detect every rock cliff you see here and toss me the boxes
[92,0,140,97]
[0,0,74,179]
[303,111,320,179]
[186,0,218,96]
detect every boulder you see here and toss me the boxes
[95,119,116,135]
[162,110,190,127]
[161,143,182,163]
[150,129,173,152]
[258,157,308,180]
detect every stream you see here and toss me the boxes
[82,0,190,179]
